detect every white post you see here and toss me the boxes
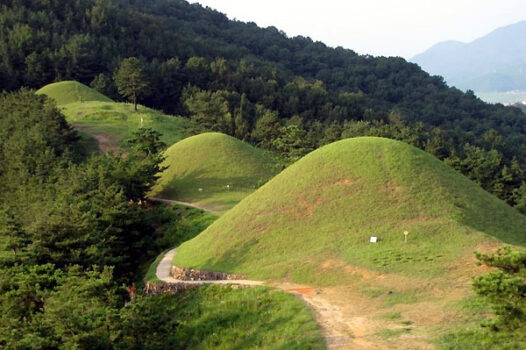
[404,231,409,243]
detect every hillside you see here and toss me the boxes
[150,132,277,213]
[173,137,526,282]
[37,81,194,152]
[412,21,526,92]
[4,0,526,147]
[4,0,526,212]
[36,81,113,105]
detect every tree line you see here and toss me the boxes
[0,90,194,348]
[2,0,526,212]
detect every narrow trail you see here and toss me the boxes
[149,197,215,213]
[155,248,264,286]
[155,248,355,349]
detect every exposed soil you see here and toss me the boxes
[72,124,122,154]
[148,198,217,213]
[154,245,494,349]
[92,133,121,154]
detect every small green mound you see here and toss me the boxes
[37,81,112,105]
[151,132,277,213]
[173,137,526,283]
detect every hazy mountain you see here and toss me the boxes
[412,21,526,92]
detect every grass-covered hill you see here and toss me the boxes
[150,132,277,213]
[36,81,113,105]
[173,137,526,283]
[6,0,526,210]
[36,81,194,152]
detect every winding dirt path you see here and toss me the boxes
[155,248,356,349]
[155,247,446,349]
[156,248,263,286]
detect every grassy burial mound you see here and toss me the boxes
[37,81,193,152]
[150,132,277,213]
[173,137,526,283]
[61,101,192,151]
[36,81,113,105]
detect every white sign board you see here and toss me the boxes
[370,236,377,243]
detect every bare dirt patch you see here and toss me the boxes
[280,254,490,349]
[92,133,121,154]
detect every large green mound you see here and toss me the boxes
[173,137,526,283]
[36,81,113,105]
[150,132,277,213]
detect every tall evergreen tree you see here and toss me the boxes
[114,58,150,111]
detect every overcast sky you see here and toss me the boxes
[189,0,526,58]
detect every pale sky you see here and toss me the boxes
[189,0,526,58]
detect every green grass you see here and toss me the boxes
[144,205,218,283]
[144,248,168,283]
[134,286,325,349]
[36,81,113,105]
[150,132,278,213]
[376,327,412,339]
[381,312,403,320]
[172,137,526,283]
[76,130,101,154]
[62,101,193,149]
[438,327,526,349]
[37,81,194,151]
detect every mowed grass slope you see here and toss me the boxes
[150,286,324,349]
[36,81,113,105]
[150,132,277,213]
[37,81,193,151]
[173,137,526,283]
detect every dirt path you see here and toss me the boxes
[156,248,264,286]
[155,248,356,349]
[276,283,354,348]
[155,246,453,349]
[149,197,216,213]
[92,133,121,154]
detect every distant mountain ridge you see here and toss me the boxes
[412,21,526,92]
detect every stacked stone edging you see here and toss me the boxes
[143,281,250,295]
[143,281,201,295]
[170,266,246,281]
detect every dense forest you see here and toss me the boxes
[1,0,526,212]
[0,89,179,347]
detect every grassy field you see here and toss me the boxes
[62,101,193,150]
[133,286,324,349]
[173,137,526,282]
[37,81,194,151]
[150,132,278,214]
[36,80,113,105]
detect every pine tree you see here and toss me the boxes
[114,57,150,111]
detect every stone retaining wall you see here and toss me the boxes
[170,266,245,281]
[143,281,201,295]
[143,281,248,295]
